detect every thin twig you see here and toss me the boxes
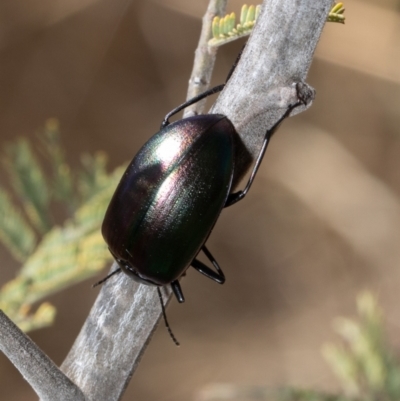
[183,0,228,117]
[0,310,85,401]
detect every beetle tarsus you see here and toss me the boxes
[224,91,306,209]
[171,280,185,303]
[224,191,245,207]
[191,245,225,284]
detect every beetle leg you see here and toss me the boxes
[224,96,305,208]
[162,45,244,128]
[191,245,225,284]
[171,280,185,303]
[161,45,245,128]
[161,84,225,128]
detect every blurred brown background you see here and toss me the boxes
[1,0,400,399]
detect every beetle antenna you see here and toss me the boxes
[92,268,122,288]
[157,287,180,346]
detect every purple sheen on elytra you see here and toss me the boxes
[102,114,236,285]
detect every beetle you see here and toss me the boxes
[96,81,305,344]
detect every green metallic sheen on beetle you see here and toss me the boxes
[102,114,236,286]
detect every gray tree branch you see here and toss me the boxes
[211,0,332,186]
[0,311,84,401]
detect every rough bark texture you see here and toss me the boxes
[0,311,85,401]
[211,0,333,187]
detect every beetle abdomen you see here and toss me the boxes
[102,114,235,285]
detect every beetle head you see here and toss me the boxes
[109,248,159,286]
[120,261,158,286]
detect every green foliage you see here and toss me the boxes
[208,3,345,47]
[327,3,345,24]
[322,291,400,400]
[209,4,261,47]
[0,119,123,332]
[279,389,349,401]
[196,292,400,401]
[3,138,52,234]
[196,384,350,401]
[38,118,75,210]
[0,188,36,262]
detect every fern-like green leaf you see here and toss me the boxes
[2,139,52,233]
[209,5,261,47]
[20,167,123,302]
[209,3,345,47]
[0,165,124,331]
[323,292,400,399]
[12,302,56,333]
[39,118,76,211]
[0,187,37,262]
[328,3,345,24]
[78,151,110,202]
